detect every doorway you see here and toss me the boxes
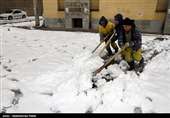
[72,18,83,28]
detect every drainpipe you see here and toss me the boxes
[163,0,170,34]
[33,0,40,27]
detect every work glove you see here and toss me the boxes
[124,42,129,48]
[129,41,134,47]
[119,42,129,49]
[118,42,124,48]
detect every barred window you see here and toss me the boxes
[58,0,64,11]
[69,8,82,12]
[90,0,99,11]
[58,0,99,11]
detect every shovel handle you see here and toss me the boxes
[93,65,105,76]
[93,43,129,76]
[92,34,110,54]
[92,41,104,53]
[98,31,116,56]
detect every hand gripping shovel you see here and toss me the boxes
[93,43,129,76]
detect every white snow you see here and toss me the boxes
[0,16,44,25]
[0,21,170,113]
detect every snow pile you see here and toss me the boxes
[25,51,103,94]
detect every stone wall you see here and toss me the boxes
[43,18,65,28]
[42,0,168,34]
[64,0,90,29]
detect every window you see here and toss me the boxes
[13,10,21,14]
[90,0,99,11]
[58,0,64,11]
[156,0,168,12]
[6,10,13,13]
[69,8,82,12]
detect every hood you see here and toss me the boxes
[99,16,108,26]
[114,14,123,25]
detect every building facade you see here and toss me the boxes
[43,0,170,34]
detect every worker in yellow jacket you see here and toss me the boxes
[99,16,118,56]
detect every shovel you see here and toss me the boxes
[93,43,129,76]
[98,31,116,56]
[91,41,104,54]
[91,34,110,54]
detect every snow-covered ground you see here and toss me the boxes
[0,16,43,25]
[0,21,170,113]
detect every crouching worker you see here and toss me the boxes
[99,16,118,56]
[119,17,144,72]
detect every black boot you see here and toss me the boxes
[114,47,118,53]
[128,61,135,71]
[139,57,144,65]
[138,57,145,73]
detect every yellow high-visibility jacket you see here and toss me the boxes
[99,21,115,36]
